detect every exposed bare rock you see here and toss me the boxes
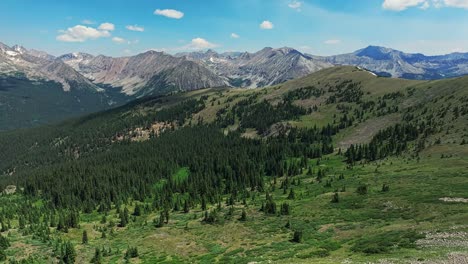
[60,50,228,96]
[0,42,100,92]
[177,47,333,88]
[439,197,468,203]
[2,185,16,195]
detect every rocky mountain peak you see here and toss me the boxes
[59,52,94,61]
[12,45,27,54]
[275,47,301,55]
[355,45,400,60]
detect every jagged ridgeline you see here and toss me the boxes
[0,66,467,263]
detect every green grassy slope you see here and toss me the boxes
[0,66,467,263]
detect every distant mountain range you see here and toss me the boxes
[312,46,468,79]
[0,43,128,130]
[58,51,227,97]
[175,47,332,88]
[1,40,468,130]
[2,41,468,94]
[0,43,97,92]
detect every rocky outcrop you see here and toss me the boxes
[61,50,228,96]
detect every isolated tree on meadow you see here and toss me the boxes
[82,230,89,244]
[239,209,247,221]
[331,192,339,203]
[291,230,303,243]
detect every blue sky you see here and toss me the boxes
[0,0,467,56]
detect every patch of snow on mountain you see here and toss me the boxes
[5,51,19,57]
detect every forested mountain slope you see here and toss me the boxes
[0,66,467,263]
[0,42,131,131]
[0,74,129,131]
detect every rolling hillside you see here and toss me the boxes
[0,66,467,263]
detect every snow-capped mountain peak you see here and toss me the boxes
[0,42,99,92]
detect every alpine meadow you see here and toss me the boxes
[0,0,467,263]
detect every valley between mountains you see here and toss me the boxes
[0,66,467,263]
[2,41,468,131]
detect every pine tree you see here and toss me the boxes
[0,249,6,262]
[331,192,339,203]
[291,230,303,243]
[50,214,56,228]
[227,195,235,206]
[381,184,390,192]
[91,247,103,264]
[164,209,170,224]
[280,203,291,215]
[61,241,76,264]
[0,221,7,232]
[57,214,65,231]
[69,211,79,228]
[227,206,234,218]
[133,204,142,216]
[183,200,190,213]
[264,194,277,215]
[125,247,139,259]
[155,212,165,228]
[239,209,247,221]
[173,200,180,211]
[82,230,89,244]
[356,184,368,195]
[124,207,130,222]
[287,188,295,200]
[19,215,25,229]
[119,209,128,227]
[0,235,10,250]
[201,196,207,211]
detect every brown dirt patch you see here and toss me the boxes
[337,114,400,149]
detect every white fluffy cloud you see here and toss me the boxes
[383,0,468,11]
[98,22,115,31]
[185,38,218,50]
[126,25,144,32]
[324,39,341,45]
[230,33,240,39]
[56,25,112,42]
[112,37,127,44]
[382,0,426,10]
[154,9,184,19]
[260,20,274,30]
[444,0,468,8]
[288,1,302,10]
